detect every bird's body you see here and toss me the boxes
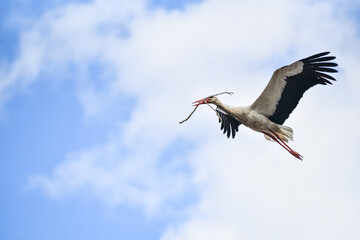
[192,52,338,160]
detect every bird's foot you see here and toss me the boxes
[291,151,303,161]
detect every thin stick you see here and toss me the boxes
[179,91,233,124]
[212,91,234,97]
[179,105,199,124]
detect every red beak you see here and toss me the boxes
[192,98,209,106]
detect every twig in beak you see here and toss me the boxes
[179,91,233,124]
[212,91,234,97]
[179,105,199,124]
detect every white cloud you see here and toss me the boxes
[28,138,194,215]
[2,0,360,238]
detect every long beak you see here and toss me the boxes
[192,98,208,106]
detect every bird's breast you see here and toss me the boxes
[240,109,271,132]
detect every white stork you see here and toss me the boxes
[191,52,338,160]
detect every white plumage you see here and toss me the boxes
[192,52,338,160]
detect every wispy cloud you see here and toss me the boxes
[2,0,360,239]
[28,137,195,215]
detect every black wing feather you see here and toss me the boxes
[216,109,241,139]
[308,56,335,63]
[308,62,338,68]
[268,52,338,125]
[315,71,336,81]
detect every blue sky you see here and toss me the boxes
[0,2,200,240]
[1,0,360,240]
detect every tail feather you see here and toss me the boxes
[280,125,293,142]
[263,125,293,142]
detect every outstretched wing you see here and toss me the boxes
[251,52,338,125]
[216,108,241,138]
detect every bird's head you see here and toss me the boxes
[179,91,233,124]
[192,92,233,106]
[192,95,218,106]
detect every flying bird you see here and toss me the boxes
[187,52,338,160]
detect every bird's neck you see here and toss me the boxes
[215,100,248,124]
[215,101,235,115]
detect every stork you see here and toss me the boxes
[186,52,338,160]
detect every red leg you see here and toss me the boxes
[262,132,296,156]
[270,130,303,160]
[262,131,303,160]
